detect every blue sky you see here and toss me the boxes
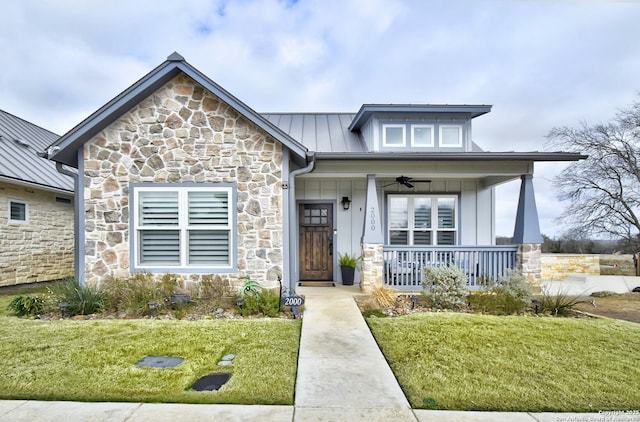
[1,0,639,237]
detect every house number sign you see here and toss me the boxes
[369,206,377,231]
[281,295,305,307]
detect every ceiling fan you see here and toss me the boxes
[385,175,432,188]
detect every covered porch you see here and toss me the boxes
[383,245,519,290]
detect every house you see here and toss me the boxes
[47,52,584,292]
[0,110,74,286]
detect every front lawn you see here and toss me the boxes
[0,315,300,404]
[368,312,640,412]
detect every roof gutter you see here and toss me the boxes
[286,152,316,291]
[0,175,73,195]
[314,152,588,161]
[55,163,82,285]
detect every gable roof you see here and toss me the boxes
[0,110,74,193]
[49,52,308,168]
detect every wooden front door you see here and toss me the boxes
[299,203,334,281]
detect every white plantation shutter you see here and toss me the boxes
[387,195,457,246]
[139,191,179,225]
[135,187,233,268]
[139,230,180,264]
[188,230,230,265]
[188,191,228,225]
[437,198,455,229]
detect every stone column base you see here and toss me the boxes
[360,243,383,294]
[517,243,542,293]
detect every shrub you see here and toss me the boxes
[539,289,581,316]
[102,273,174,316]
[371,286,397,309]
[198,274,233,310]
[469,270,533,315]
[236,288,281,317]
[50,278,106,316]
[422,265,468,310]
[8,295,48,317]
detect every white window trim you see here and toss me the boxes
[411,124,434,147]
[8,199,28,224]
[387,195,458,245]
[132,185,234,270]
[439,125,462,148]
[382,124,406,147]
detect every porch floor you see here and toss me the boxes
[294,284,415,420]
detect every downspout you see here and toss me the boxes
[287,152,316,291]
[56,162,82,285]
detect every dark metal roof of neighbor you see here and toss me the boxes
[262,113,366,152]
[49,52,308,168]
[349,104,493,131]
[0,110,74,193]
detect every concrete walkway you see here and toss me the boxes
[0,284,617,421]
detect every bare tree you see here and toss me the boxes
[547,94,640,248]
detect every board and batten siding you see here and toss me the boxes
[296,177,496,250]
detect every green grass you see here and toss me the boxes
[368,312,640,412]
[0,313,300,404]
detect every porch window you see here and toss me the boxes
[132,185,234,270]
[383,124,406,147]
[8,200,27,223]
[387,195,457,245]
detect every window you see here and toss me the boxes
[133,185,234,270]
[382,124,406,147]
[439,125,462,147]
[8,200,27,223]
[411,125,434,147]
[387,195,457,245]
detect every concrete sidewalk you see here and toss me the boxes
[0,284,618,421]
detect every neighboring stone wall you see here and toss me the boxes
[360,243,383,293]
[0,181,74,286]
[83,74,283,289]
[516,243,542,291]
[541,254,601,281]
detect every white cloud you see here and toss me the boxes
[2,0,640,237]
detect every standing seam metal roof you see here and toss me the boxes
[0,110,74,193]
[262,113,366,153]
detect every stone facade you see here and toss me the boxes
[0,181,74,286]
[360,243,383,293]
[516,243,542,291]
[541,254,600,281]
[83,74,283,289]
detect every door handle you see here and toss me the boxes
[329,237,333,255]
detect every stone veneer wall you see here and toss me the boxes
[360,243,383,293]
[516,243,542,291]
[0,181,74,286]
[540,254,601,281]
[83,74,283,288]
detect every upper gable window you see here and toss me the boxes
[411,125,434,147]
[383,124,406,147]
[439,126,462,148]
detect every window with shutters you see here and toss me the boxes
[132,185,234,271]
[8,200,28,223]
[387,195,457,245]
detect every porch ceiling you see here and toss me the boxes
[305,159,534,188]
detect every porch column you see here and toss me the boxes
[361,174,384,293]
[513,174,542,289]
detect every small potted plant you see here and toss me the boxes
[338,252,361,286]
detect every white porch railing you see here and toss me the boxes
[383,245,519,290]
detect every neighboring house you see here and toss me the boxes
[48,52,584,292]
[0,110,74,287]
